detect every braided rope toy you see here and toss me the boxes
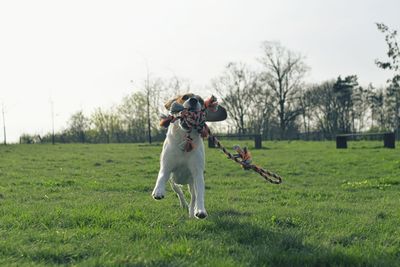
[160,97,283,184]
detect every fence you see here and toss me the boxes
[207,134,263,149]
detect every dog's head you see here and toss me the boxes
[164,93,227,122]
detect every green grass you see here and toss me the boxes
[0,141,399,266]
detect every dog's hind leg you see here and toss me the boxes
[170,180,188,209]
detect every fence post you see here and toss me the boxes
[254,134,262,149]
[208,136,215,148]
[336,135,347,149]
[383,132,395,148]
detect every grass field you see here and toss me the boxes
[0,141,399,266]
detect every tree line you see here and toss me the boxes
[20,23,400,144]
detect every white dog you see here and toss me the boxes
[151,94,227,219]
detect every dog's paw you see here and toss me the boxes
[151,188,165,200]
[195,210,208,219]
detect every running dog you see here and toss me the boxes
[151,93,227,219]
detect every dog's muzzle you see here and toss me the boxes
[184,97,201,112]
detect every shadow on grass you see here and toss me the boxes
[204,210,394,267]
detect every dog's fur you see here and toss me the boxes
[151,94,227,219]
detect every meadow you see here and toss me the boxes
[0,141,399,266]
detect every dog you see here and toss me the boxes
[151,93,227,219]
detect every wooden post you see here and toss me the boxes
[254,134,262,149]
[383,132,395,148]
[208,136,215,148]
[336,135,347,149]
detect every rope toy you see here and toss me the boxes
[160,109,209,152]
[160,96,283,184]
[208,136,282,184]
[233,145,252,167]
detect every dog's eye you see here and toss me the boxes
[182,95,189,101]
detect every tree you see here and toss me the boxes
[298,88,315,136]
[164,76,191,98]
[306,76,366,138]
[67,110,89,143]
[118,92,147,141]
[258,41,308,139]
[366,85,386,130]
[351,84,368,132]
[333,75,358,133]
[212,62,258,134]
[376,23,400,136]
[248,84,276,137]
[140,73,168,144]
[376,23,400,86]
[307,80,337,138]
[385,82,400,133]
[91,108,122,143]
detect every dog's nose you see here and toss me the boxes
[189,98,198,106]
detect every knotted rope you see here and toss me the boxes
[207,133,282,184]
[160,98,283,184]
[160,109,209,152]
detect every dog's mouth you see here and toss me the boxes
[177,109,207,133]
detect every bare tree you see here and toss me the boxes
[118,92,148,141]
[165,76,191,98]
[258,41,308,139]
[367,85,386,130]
[248,84,276,137]
[298,88,315,136]
[141,73,169,143]
[307,80,337,138]
[91,108,110,143]
[67,110,89,143]
[212,62,258,134]
[91,108,122,143]
[352,84,369,132]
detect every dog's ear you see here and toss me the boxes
[206,105,227,122]
[164,97,179,110]
[170,102,185,113]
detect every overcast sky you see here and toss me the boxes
[1,0,399,143]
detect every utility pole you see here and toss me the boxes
[1,103,6,145]
[51,100,55,145]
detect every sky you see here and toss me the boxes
[1,0,399,143]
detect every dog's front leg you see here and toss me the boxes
[192,173,207,219]
[188,183,196,218]
[152,167,170,200]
